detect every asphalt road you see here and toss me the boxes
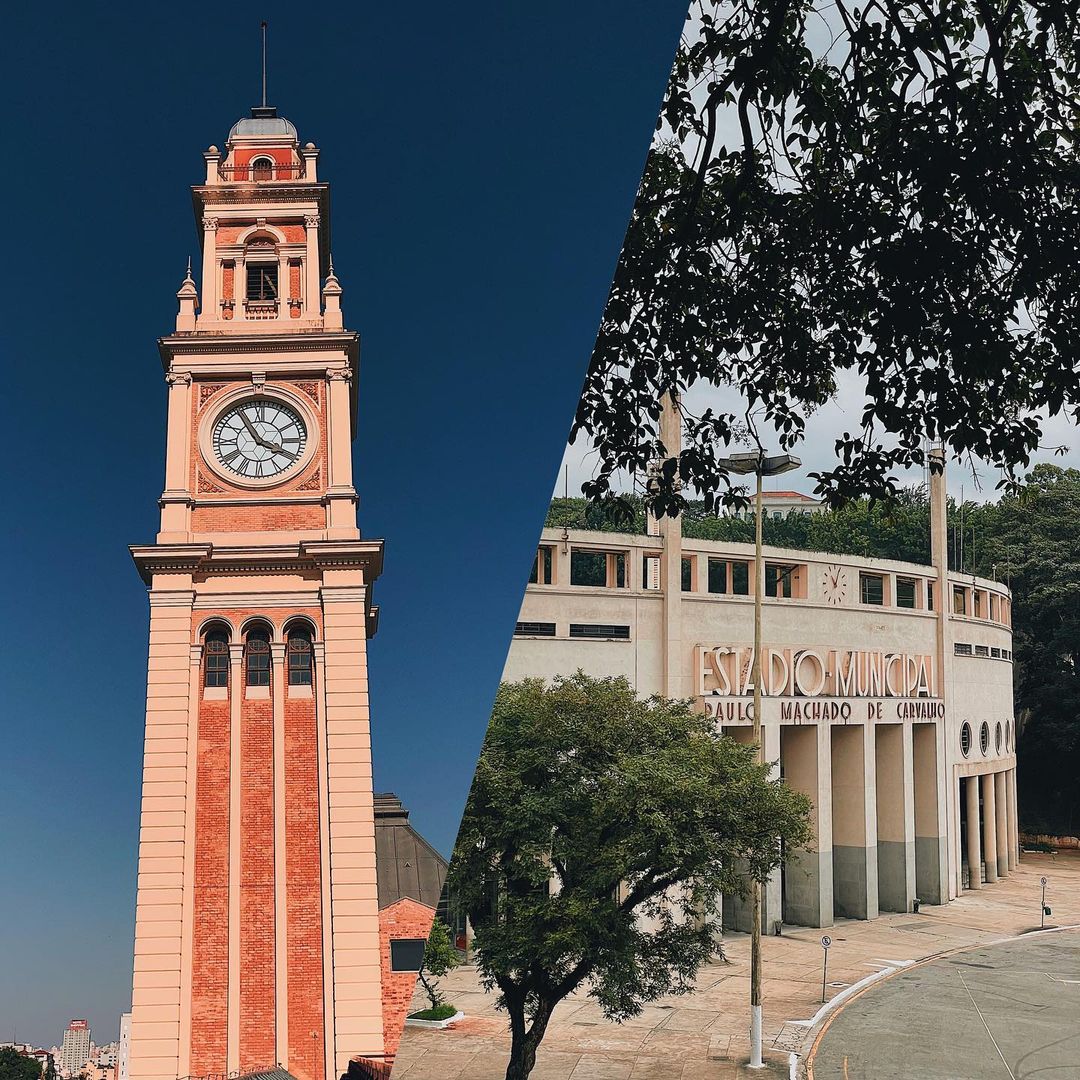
[809,928,1080,1080]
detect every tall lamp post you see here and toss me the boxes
[717,450,801,1069]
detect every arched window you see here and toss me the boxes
[287,627,313,686]
[246,628,271,687]
[251,156,274,181]
[204,630,229,688]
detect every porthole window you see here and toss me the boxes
[995,722,1002,755]
[960,722,972,757]
[204,630,229,688]
[980,721,990,756]
[1006,720,1012,752]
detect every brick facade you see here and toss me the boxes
[378,898,437,1059]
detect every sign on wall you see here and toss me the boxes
[697,645,937,700]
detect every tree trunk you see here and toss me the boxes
[504,998,555,1080]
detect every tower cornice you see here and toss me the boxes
[131,538,384,587]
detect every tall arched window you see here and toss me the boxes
[246,628,271,687]
[251,156,274,181]
[204,630,229,688]
[287,627,313,686]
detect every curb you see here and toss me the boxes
[798,922,1080,1080]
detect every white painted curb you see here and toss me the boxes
[404,1010,465,1029]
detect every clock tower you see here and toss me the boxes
[128,106,386,1080]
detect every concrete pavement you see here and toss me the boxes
[391,852,1080,1079]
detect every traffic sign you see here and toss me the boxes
[821,935,832,948]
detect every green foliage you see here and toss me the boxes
[572,0,1080,517]
[0,1049,41,1080]
[407,1003,459,1021]
[450,674,811,1080]
[416,917,461,1011]
[971,465,1080,834]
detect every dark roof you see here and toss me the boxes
[374,793,448,910]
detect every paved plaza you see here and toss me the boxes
[391,852,1080,1079]
[808,927,1080,1078]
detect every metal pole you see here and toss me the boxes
[1041,878,1047,929]
[821,949,828,1002]
[750,463,764,1069]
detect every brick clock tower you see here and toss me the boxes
[128,106,386,1080]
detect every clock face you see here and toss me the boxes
[822,564,848,605]
[212,398,308,480]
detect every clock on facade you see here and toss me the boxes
[822,564,848,605]
[212,398,308,479]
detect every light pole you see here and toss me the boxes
[718,450,801,1069]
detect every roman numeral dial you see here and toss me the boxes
[211,398,308,480]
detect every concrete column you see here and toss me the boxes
[876,724,916,912]
[780,724,833,927]
[965,775,982,889]
[831,725,878,920]
[659,392,684,697]
[995,771,1008,876]
[981,772,998,883]
[912,723,947,904]
[554,538,571,588]
[761,722,782,931]
[1006,768,1019,870]
[226,643,244,1074]
[271,642,289,1069]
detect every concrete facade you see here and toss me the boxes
[127,107,386,1080]
[505,466,1018,927]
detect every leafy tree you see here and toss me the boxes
[415,917,462,1012]
[450,674,811,1080]
[572,0,1080,517]
[0,1049,41,1080]
[973,465,1080,834]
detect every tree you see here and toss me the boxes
[0,1049,42,1080]
[573,0,1080,517]
[449,674,811,1080]
[415,917,462,1012]
[973,464,1080,834]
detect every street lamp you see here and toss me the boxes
[717,450,801,1069]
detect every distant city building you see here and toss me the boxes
[59,1021,90,1077]
[735,490,823,520]
[115,1017,130,1080]
[94,1044,118,1069]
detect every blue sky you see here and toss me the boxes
[0,1,686,1049]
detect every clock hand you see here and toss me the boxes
[239,409,262,441]
[264,442,297,460]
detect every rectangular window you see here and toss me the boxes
[205,643,229,688]
[974,644,990,657]
[570,550,625,588]
[954,642,973,656]
[974,591,985,619]
[642,554,661,590]
[514,622,556,637]
[568,624,630,640]
[681,557,694,592]
[953,585,969,615]
[731,561,750,595]
[246,263,278,301]
[927,582,935,611]
[896,577,918,609]
[990,647,1002,658]
[246,644,271,686]
[529,545,554,585]
[389,938,426,973]
[765,563,796,599]
[708,558,728,594]
[287,642,313,685]
[860,573,885,605]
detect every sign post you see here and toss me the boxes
[1041,876,1049,928]
[820,935,832,1003]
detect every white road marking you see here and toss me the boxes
[956,969,1017,1080]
